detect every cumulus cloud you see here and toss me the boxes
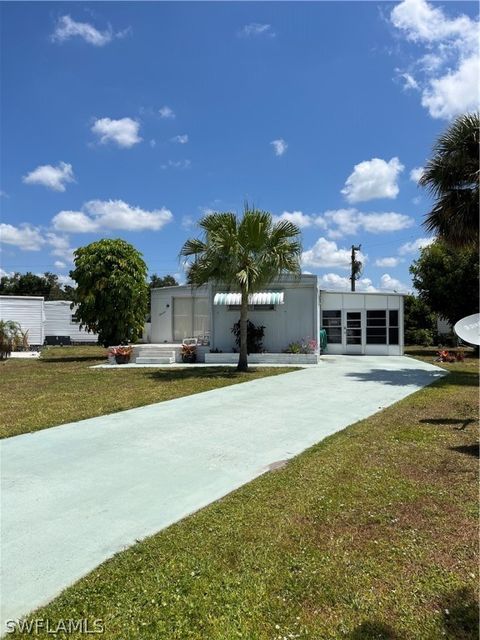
[341,157,404,203]
[171,134,189,144]
[52,199,173,233]
[272,211,326,229]
[46,233,75,263]
[91,117,141,148]
[375,257,401,268]
[319,273,377,292]
[301,237,366,269]
[390,0,480,120]
[54,260,66,269]
[271,139,288,156]
[0,223,45,251]
[51,15,114,46]
[323,208,413,237]
[239,23,275,38]
[409,166,424,183]
[398,236,435,254]
[22,162,74,192]
[379,273,411,293]
[159,106,175,119]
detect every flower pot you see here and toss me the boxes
[115,354,130,365]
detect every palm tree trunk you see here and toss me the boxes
[237,286,249,372]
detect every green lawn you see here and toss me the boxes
[10,351,478,639]
[0,346,293,439]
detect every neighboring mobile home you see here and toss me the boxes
[149,274,405,361]
[0,296,45,346]
[44,301,98,344]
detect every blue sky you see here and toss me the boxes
[1,0,478,292]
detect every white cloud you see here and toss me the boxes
[379,273,411,293]
[272,211,326,229]
[91,117,141,148]
[341,157,404,203]
[52,199,173,233]
[239,23,275,38]
[149,139,156,148]
[54,260,66,269]
[56,274,75,288]
[319,272,377,292]
[181,215,196,229]
[375,257,401,268]
[398,236,435,254]
[0,224,45,251]
[46,233,75,263]
[22,162,74,192]
[271,139,288,157]
[171,134,189,144]
[390,0,480,120]
[160,159,191,170]
[51,15,113,46]
[302,237,366,269]
[409,166,424,183]
[398,71,419,90]
[159,106,175,119]
[323,207,413,237]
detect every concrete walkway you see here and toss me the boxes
[1,355,445,626]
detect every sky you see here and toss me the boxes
[1,0,478,292]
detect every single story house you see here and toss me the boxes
[0,296,98,346]
[149,274,404,363]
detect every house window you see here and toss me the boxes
[228,304,274,311]
[322,310,342,344]
[366,310,399,345]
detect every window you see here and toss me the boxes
[322,310,342,344]
[367,309,399,345]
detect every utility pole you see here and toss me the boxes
[350,244,362,292]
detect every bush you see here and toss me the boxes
[284,338,318,354]
[405,328,434,346]
[231,320,265,354]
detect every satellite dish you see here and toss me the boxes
[454,313,480,346]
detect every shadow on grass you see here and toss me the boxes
[348,620,399,639]
[348,588,479,639]
[40,355,105,363]
[147,367,256,382]
[450,443,479,458]
[420,418,476,430]
[346,368,478,388]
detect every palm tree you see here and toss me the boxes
[180,205,302,371]
[420,112,479,247]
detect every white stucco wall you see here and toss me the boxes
[150,285,209,343]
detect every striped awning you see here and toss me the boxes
[213,291,284,306]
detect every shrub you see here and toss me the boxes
[231,320,265,354]
[284,338,318,354]
[405,328,434,346]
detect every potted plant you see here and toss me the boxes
[181,343,197,363]
[109,345,133,364]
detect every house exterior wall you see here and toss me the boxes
[320,291,404,356]
[211,276,318,353]
[44,301,98,342]
[150,285,210,343]
[0,296,45,345]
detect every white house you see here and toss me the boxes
[0,296,45,346]
[0,296,98,346]
[44,301,98,344]
[148,275,404,363]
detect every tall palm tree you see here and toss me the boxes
[420,112,479,247]
[180,205,302,371]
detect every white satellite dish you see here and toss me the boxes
[454,313,480,346]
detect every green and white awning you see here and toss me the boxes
[213,291,284,306]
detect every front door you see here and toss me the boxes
[345,311,363,354]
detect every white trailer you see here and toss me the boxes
[0,296,45,346]
[44,301,98,343]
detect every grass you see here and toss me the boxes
[0,346,293,439]
[10,351,478,639]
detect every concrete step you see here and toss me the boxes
[135,356,175,364]
[134,350,176,357]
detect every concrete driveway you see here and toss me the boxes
[1,355,445,626]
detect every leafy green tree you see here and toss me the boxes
[403,294,436,345]
[410,241,479,326]
[0,272,72,299]
[420,113,479,247]
[150,274,178,288]
[181,205,302,371]
[70,239,148,347]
